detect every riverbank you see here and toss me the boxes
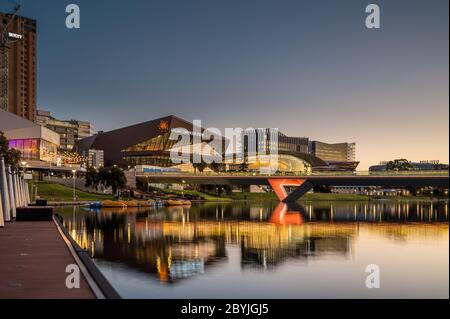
[168,189,439,202]
[30,182,444,205]
[30,182,114,202]
[230,192,440,202]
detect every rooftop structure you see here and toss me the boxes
[35,110,91,151]
[0,108,59,163]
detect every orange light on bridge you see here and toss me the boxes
[268,178,306,201]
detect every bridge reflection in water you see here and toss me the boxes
[59,201,448,284]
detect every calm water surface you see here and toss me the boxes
[56,200,449,299]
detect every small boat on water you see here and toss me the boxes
[88,202,102,208]
[139,200,164,207]
[166,199,192,206]
[138,201,154,207]
[123,200,139,207]
[101,200,127,208]
[155,200,166,206]
[86,199,169,209]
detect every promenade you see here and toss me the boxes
[0,221,95,299]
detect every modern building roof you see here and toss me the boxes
[74,114,356,171]
[74,115,203,166]
[0,108,60,146]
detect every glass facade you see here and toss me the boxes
[120,127,316,173]
[123,133,178,152]
[246,154,312,174]
[244,129,309,155]
[39,140,58,162]
[311,142,349,162]
[8,139,39,160]
[122,132,213,168]
[123,155,173,167]
[8,138,58,162]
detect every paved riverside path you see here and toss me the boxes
[0,221,95,299]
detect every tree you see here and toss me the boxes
[386,159,414,171]
[209,161,225,173]
[136,179,149,192]
[313,185,332,193]
[98,166,109,186]
[84,166,127,197]
[85,166,101,190]
[105,166,127,197]
[0,131,21,171]
[193,161,208,173]
[238,160,249,172]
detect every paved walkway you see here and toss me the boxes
[0,221,95,299]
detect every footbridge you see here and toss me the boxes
[136,172,449,202]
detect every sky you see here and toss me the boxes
[1,0,448,170]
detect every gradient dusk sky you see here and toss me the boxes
[1,0,448,169]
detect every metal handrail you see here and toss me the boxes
[137,170,449,177]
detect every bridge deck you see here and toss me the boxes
[139,174,449,187]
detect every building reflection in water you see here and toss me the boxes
[60,201,449,284]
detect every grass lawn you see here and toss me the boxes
[230,192,371,201]
[30,182,113,202]
[230,192,278,201]
[229,192,432,202]
[160,189,232,201]
[28,182,434,203]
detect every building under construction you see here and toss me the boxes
[0,9,37,122]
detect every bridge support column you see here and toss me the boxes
[268,178,314,202]
[283,181,315,203]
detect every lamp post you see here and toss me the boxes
[72,169,76,202]
[182,180,186,197]
[20,161,28,177]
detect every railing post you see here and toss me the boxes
[17,174,23,207]
[0,165,3,227]
[21,177,27,206]
[0,158,11,222]
[7,165,16,220]
[13,171,20,216]
[24,178,30,205]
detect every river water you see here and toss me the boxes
[56,200,449,299]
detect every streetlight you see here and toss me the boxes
[72,169,77,202]
[20,161,30,202]
[182,180,186,196]
[20,161,27,176]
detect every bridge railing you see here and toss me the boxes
[137,170,449,177]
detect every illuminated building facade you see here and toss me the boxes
[310,141,359,171]
[240,128,356,173]
[82,149,104,168]
[75,115,357,173]
[0,108,59,163]
[74,115,225,169]
[244,128,309,154]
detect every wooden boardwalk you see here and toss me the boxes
[0,221,95,299]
